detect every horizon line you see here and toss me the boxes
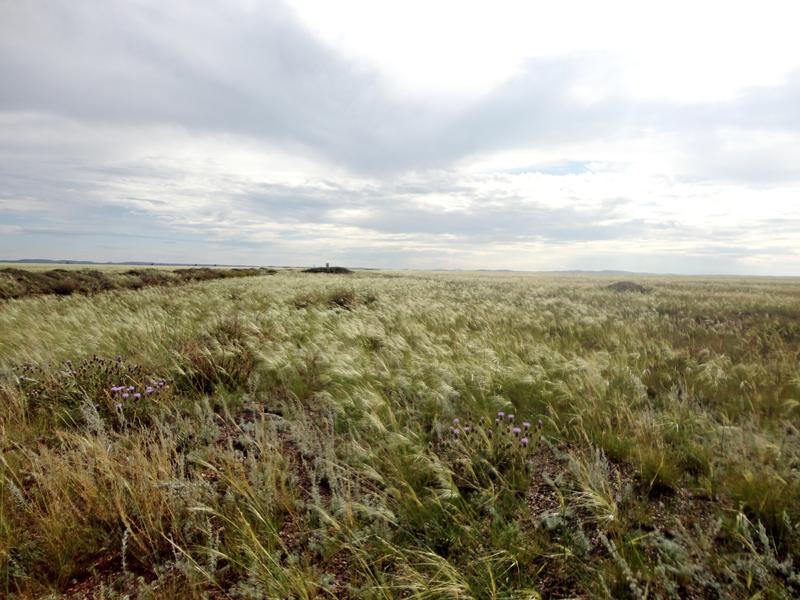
[2,258,799,278]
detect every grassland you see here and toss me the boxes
[1,269,799,599]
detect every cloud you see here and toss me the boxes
[0,1,746,172]
[3,0,799,178]
[0,0,799,273]
[0,0,439,173]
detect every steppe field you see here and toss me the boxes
[1,267,800,599]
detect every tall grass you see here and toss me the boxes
[1,270,799,597]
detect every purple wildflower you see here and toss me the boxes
[453,427,461,437]
[507,413,515,422]
[122,393,129,399]
[145,386,155,395]
[453,418,460,426]
[520,437,529,447]
[497,411,505,418]
[127,386,134,392]
[523,421,531,430]
[133,393,142,400]
[512,426,521,436]
[463,426,471,434]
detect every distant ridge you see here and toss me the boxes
[2,258,377,270]
[1,258,262,268]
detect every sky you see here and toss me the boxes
[1,0,799,274]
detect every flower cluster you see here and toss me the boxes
[109,379,168,410]
[15,355,154,413]
[448,409,542,448]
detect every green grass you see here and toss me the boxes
[1,269,799,598]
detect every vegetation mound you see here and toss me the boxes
[303,266,353,274]
[0,266,276,300]
[292,287,378,310]
[607,280,650,293]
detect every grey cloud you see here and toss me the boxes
[3,0,800,179]
[0,0,434,172]
[1,1,799,272]
[673,130,800,187]
[0,1,707,173]
[717,71,800,132]
[231,180,661,244]
[0,139,664,247]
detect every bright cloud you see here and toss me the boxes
[0,0,799,274]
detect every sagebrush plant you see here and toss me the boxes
[0,268,799,597]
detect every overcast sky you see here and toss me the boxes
[1,0,799,273]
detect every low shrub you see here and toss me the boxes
[0,266,272,300]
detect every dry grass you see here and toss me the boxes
[1,269,799,598]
